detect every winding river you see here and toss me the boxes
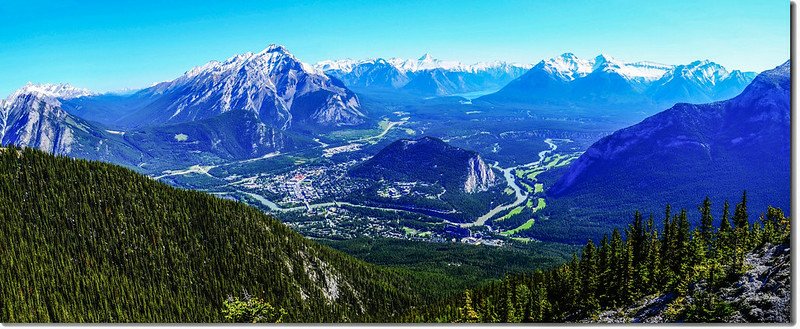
[215,137,562,230]
[459,138,558,228]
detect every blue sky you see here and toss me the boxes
[0,0,790,96]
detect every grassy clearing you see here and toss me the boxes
[520,182,534,193]
[403,226,432,237]
[534,183,544,194]
[515,168,544,181]
[532,198,546,213]
[502,218,535,236]
[526,170,544,181]
[329,128,380,141]
[496,205,526,222]
[503,187,515,195]
[377,118,393,130]
[525,198,534,208]
[500,198,547,236]
[543,153,581,169]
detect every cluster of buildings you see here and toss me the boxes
[241,161,369,207]
[376,182,417,199]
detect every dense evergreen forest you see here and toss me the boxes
[406,194,790,322]
[0,146,790,323]
[0,147,453,322]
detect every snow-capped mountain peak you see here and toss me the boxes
[536,53,672,82]
[8,83,95,100]
[537,53,594,80]
[676,60,730,85]
[317,54,531,74]
[137,44,363,129]
[592,54,624,70]
[314,59,359,73]
[653,60,742,88]
[260,43,290,55]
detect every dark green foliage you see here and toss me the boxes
[0,147,432,322]
[348,136,511,221]
[222,294,286,323]
[684,291,735,323]
[322,237,575,289]
[412,195,790,323]
[0,146,789,323]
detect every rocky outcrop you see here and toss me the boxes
[464,155,495,193]
[0,86,146,165]
[721,243,790,322]
[586,243,790,323]
[132,44,364,129]
[1,91,76,154]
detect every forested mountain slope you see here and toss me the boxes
[408,195,790,323]
[541,61,789,243]
[0,147,436,323]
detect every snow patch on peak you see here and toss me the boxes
[539,53,594,80]
[261,44,289,54]
[142,44,362,128]
[9,83,95,100]
[538,53,672,82]
[314,59,359,73]
[668,60,733,86]
[316,55,531,74]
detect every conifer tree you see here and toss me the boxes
[460,290,480,323]
[515,284,532,322]
[720,201,732,233]
[698,196,714,252]
[645,229,661,294]
[733,191,749,230]
[579,240,600,317]
[530,286,550,322]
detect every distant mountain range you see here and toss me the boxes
[0,84,145,165]
[545,60,789,237]
[351,136,496,194]
[316,54,531,96]
[0,45,361,170]
[63,45,365,130]
[0,85,311,172]
[0,45,769,183]
[478,53,756,111]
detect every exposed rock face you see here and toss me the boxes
[1,90,77,154]
[464,156,495,193]
[585,243,790,323]
[0,86,146,165]
[133,44,364,129]
[55,45,365,131]
[721,243,790,322]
